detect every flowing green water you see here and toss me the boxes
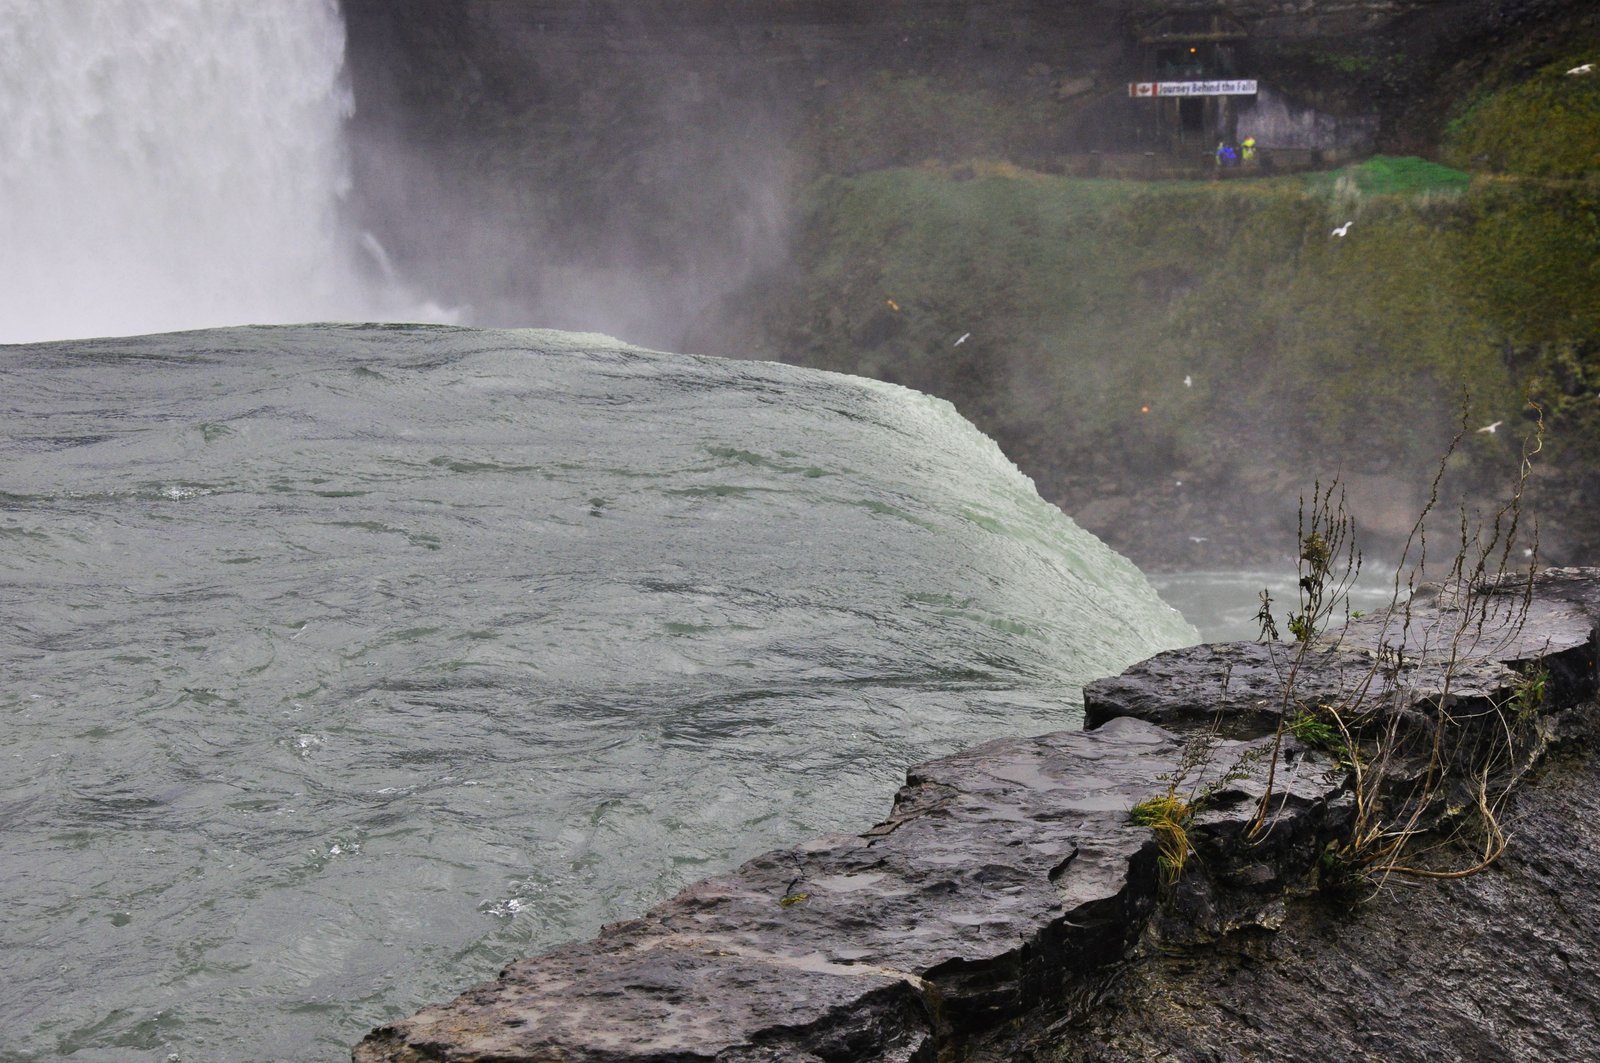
[1,325,1194,1061]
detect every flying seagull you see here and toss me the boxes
[1332,221,1353,237]
[954,332,970,347]
[1183,374,1192,387]
[1567,63,1594,76]
[1477,420,1504,434]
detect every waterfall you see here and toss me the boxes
[0,0,436,343]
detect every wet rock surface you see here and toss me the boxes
[355,571,1600,1062]
[356,720,1345,1062]
[1085,575,1597,737]
[998,701,1600,1062]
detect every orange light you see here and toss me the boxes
[886,298,900,312]
[1189,47,1197,54]
[1140,405,1151,414]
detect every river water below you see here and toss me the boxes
[2,325,1197,1061]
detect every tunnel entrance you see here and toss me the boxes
[1132,12,1251,152]
[1179,97,1205,132]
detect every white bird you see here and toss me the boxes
[1188,536,1208,543]
[953,332,970,347]
[1183,374,1192,387]
[1477,420,1504,434]
[1332,221,1353,237]
[1567,63,1594,76]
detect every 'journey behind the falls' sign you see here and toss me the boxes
[1129,80,1258,97]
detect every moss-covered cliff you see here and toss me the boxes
[705,5,1600,568]
[721,151,1599,565]
[340,0,1600,568]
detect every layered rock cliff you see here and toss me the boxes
[354,569,1600,1061]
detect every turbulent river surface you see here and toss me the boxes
[2,325,1195,1062]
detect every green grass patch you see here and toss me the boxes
[1303,155,1471,196]
[1288,708,1348,760]
[1130,793,1194,888]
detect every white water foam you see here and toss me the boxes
[0,0,448,342]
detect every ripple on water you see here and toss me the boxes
[1,325,1195,1061]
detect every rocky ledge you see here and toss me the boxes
[355,570,1600,1062]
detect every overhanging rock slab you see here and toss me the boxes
[356,718,1342,1062]
[356,571,1600,1062]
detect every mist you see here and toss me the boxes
[340,1,802,352]
[302,2,1574,573]
[4,0,1588,570]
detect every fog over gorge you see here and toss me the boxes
[339,1,807,351]
[334,0,1600,573]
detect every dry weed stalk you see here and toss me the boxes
[1246,404,1545,897]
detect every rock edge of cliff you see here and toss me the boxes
[355,568,1600,1062]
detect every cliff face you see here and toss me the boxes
[337,0,1600,573]
[355,569,1600,1061]
[336,0,1545,346]
[340,0,1556,175]
[1022,734,1600,1060]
